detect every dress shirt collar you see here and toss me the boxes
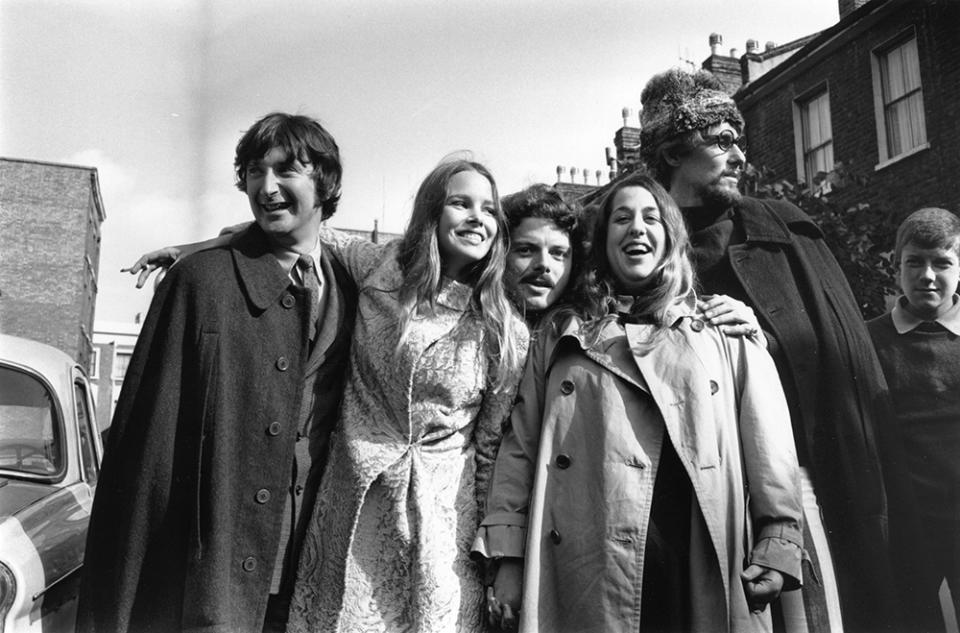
[891,294,960,335]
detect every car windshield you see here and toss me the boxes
[0,365,62,476]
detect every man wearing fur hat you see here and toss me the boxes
[639,68,905,633]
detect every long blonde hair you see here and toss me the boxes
[395,159,524,391]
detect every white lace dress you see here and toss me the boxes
[288,230,527,633]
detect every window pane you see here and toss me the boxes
[74,382,99,484]
[900,38,921,92]
[0,367,62,475]
[880,37,926,158]
[801,91,833,185]
[883,45,907,101]
[113,352,132,380]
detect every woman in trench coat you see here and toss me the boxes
[474,174,803,633]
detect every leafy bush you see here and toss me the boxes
[742,161,898,319]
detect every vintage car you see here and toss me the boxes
[0,334,103,632]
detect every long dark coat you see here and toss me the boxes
[715,197,902,631]
[77,224,354,633]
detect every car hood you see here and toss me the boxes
[0,478,57,519]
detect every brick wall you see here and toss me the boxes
[737,0,960,229]
[0,159,105,366]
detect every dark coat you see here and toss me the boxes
[720,197,901,631]
[77,224,354,633]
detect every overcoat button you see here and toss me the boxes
[556,454,571,469]
[267,422,282,436]
[709,380,719,395]
[690,318,705,332]
[559,380,575,395]
[276,356,289,371]
[281,294,296,309]
[242,557,257,572]
[549,529,562,544]
[255,488,271,504]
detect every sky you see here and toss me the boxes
[1,0,840,323]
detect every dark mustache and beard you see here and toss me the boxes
[697,171,743,210]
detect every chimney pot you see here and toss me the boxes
[570,167,578,182]
[765,40,776,51]
[621,107,631,127]
[709,32,723,55]
[595,169,602,185]
[556,165,565,179]
[746,39,759,53]
[582,168,589,184]
[730,48,739,58]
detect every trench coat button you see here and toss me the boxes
[281,294,296,309]
[267,422,282,436]
[549,529,562,544]
[255,488,271,504]
[242,557,257,572]
[295,484,304,496]
[556,454,572,469]
[559,380,575,395]
[690,318,705,332]
[709,380,719,395]
[276,356,289,371]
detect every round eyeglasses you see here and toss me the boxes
[702,129,747,153]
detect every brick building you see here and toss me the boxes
[726,0,960,219]
[0,158,106,368]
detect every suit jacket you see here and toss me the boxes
[78,224,355,633]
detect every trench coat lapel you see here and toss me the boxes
[555,317,649,393]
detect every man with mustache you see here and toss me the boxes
[502,184,585,326]
[638,68,904,633]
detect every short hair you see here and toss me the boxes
[564,173,695,326]
[895,207,960,262]
[502,183,588,269]
[234,112,342,220]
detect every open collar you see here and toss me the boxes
[891,294,960,335]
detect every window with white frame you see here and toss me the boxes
[798,90,834,188]
[88,347,100,379]
[113,351,133,382]
[872,33,927,163]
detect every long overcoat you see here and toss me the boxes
[289,232,528,633]
[78,225,354,633]
[474,302,803,633]
[724,197,905,629]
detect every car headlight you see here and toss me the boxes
[0,562,14,633]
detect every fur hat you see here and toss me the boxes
[639,68,744,166]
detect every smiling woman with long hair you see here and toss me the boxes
[286,158,528,633]
[474,173,802,633]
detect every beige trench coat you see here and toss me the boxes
[474,301,803,633]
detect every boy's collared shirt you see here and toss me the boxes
[891,294,960,335]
